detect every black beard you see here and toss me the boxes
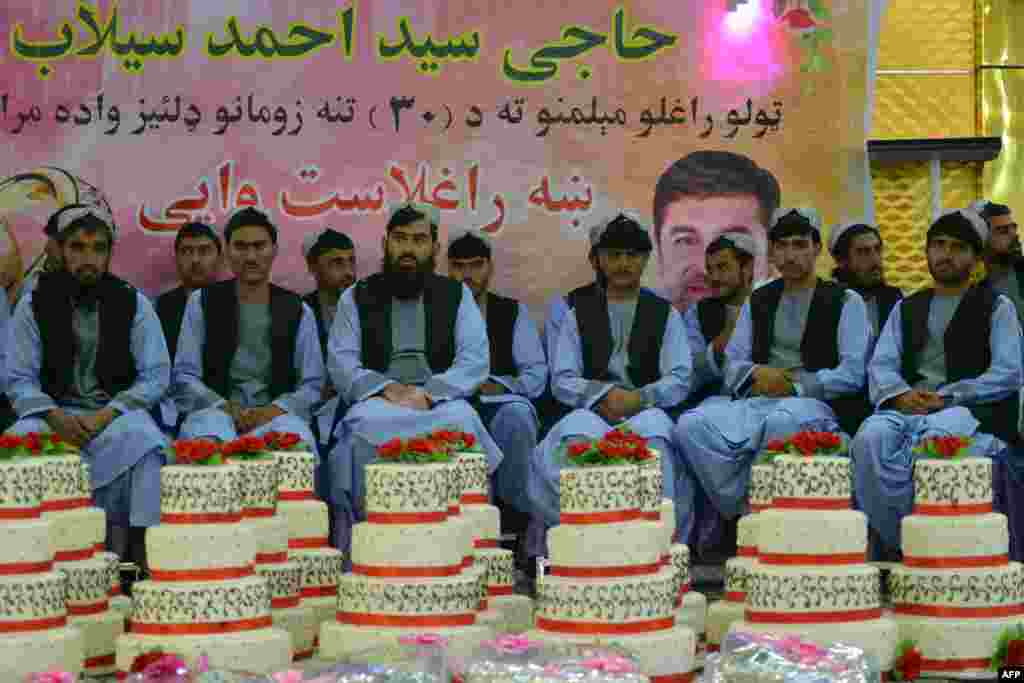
[383,254,434,300]
[991,250,1018,267]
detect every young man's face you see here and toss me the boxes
[772,234,820,284]
[656,194,766,309]
[175,235,221,290]
[309,247,356,293]
[838,232,884,288]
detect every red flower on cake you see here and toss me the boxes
[765,439,788,453]
[378,438,403,459]
[23,432,43,454]
[460,432,476,449]
[0,434,23,450]
[170,439,221,465]
[276,432,302,450]
[914,434,972,459]
[894,646,922,682]
[130,650,168,672]
[431,429,459,443]
[1007,639,1024,666]
[49,432,63,446]
[567,442,591,459]
[407,437,439,454]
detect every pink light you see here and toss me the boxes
[724,0,762,38]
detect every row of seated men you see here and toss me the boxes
[1,190,1022,591]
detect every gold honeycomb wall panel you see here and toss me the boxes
[872,163,933,292]
[980,0,1024,66]
[941,161,982,210]
[872,74,976,140]
[878,0,975,69]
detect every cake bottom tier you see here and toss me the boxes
[491,595,534,633]
[272,604,317,660]
[729,616,898,670]
[706,600,745,651]
[70,607,124,675]
[525,625,697,678]
[110,595,132,617]
[303,595,336,629]
[0,625,84,679]
[894,614,1024,675]
[677,591,706,642]
[115,627,292,674]
[319,622,494,660]
[477,607,505,632]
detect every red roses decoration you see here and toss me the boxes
[221,435,271,459]
[261,431,305,451]
[914,435,972,460]
[0,431,77,459]
[376,434,452,463]
[566,427,654,466]
[757,430,844,464]
[892,640,922,681]
[167,439,223,466]
[430,428,479,452]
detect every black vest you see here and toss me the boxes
[33,272,138,401]
[570,283,671,388]
[867,285,903,334]
[751,278,846,372]
[981,261,1024,308]
[696,296,729,342]
[899,285,1017,444]
[154,286,189,363]
[484,292,519,377]
[302,291,330,363]
[200,279,303,400]
[354,273,463,374]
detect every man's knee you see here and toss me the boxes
[496,402,538,432]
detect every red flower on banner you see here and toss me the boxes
[378,438,404,459]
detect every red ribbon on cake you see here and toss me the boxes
[651,674,696,683]
[462,556,474,568]
[108,585,122,597]
[447,505,461,516]
[272,596,301,609]
[737,546,757,558]
[288,537,329,549]
[149,566,254,581]
[301,585,338,599]
[0,506,41,519]
[745,608,882,623]
[893,603,1024,618]
[726,591,746,602]
[912,502,992,515]
[759,552,866,565]
[129,615,273,635]
[353,563,463,578]
[902,554,1008,568]
[0,560,54,575]
[559,509,643,525]
[920,657,994,672]
[41,497,91,512]
[242,508,276,518]
[338,611,476,627]
[488,586,514,596]
[0,615,67,632]
[474,539,499,549]
[461,493,488,504]
[68,600,110,616]
[479,599,488,610]
[255,551,289,564]
[548,562,662,578]
[279,490,315,501]
[293,648,315,661]
[750,503,771,512]
[54,547,94,562]
[94,543,105,552]
[534,616,675,635]
[641,511,661,521]
[366,511,448,524]
[160,512,242,524]
[771,497,850,510]
[85,653,115,669]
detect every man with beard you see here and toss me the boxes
[325,204,503,557]
[527,213,690,560]
[674,208,870,537]
[829,222,902,347]
[173,208,323,463]
[973,200,1024,322]
[850,209,1023,560]
[446,229,547,536]
[155,222,223,363]
[653,150,780,311]
[5,204,171,579]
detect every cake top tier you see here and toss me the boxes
[274,450,316,496]
[637,451,663,516]
[455,452,489,503]
[913,456,992,514]
[0,460,44,515]
[771,454,852,510]
[748,464,774,509]
[40,453,91,507]
[559,464,641,524]
[226,456,278,515]
[160,464,242,521]
[365,462,450,521]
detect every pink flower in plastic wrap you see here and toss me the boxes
[482,635,541,656]
[581,656,638,674]
[140,654,188,679]
[27,672,76,683]
[399,633,449,647]
[272,672,304,683]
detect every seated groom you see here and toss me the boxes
[325,204,504,557]
[172,207,323,457]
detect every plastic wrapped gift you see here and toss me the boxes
[117,653,274,683]
[703,630,881,683]
[452,636,647,683]
[277,662,445,683]
[342,633,451,681]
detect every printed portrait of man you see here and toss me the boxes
[652,150,781,311]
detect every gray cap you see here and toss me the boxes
[711,230,758,258]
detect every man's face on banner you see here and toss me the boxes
[655,194,766,310]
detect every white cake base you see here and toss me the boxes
[477,607,505,632]
[526,625,697,677]
[110,595,132,617]
[729,616,898,669]
[272,604,317,660]
[303,595,337,629]
[70,607,124,676]
[0,625,84,679]
[115,627,292,674]
[706,599,745,650]
[894,614,1024,676]
[319,622,494,660]
[491,594,534,633]
[677,591,707,641]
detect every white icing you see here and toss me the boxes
[894,614,1023,671]
[365,462,450,515]
[902,513,1008,559]
[749,464,774,508]
[0,518,53,565]
[0,460,44,511]
[477,607,505,631]
[547,520,663,570]
[746,565,880,614]
[0,625,83,679]
[0,571,66,623]
[57,557,110,607]
[39,455,87,504]
[303,595,336,630]
[255,560,303,601]
[736,513,759,551]
[115,627,292,674]
[913,457,992,509]
[725,557,756,595]
[490,594,535,633]
[290,548,344,590]
[756,509,867,559]
[889,563,1024,607]
[273,450,316,494]
[278,499,329,543]
[476,548,515,588]
[677,591,707,644]
[44,506,104,557]
[129,575,271,624]
[771,455,851,505]
[659,498,676,548]
[730,617,898,670]
[243,514,290,561]
[535,568,678,624]
[160,464,242,516]
[319,622,494,661]
[526,626,698,678]
[338,572,481,616]
[271,603,318,656]
[706,599,745,647]
[147,522,256,572]
[69,607,124,673]
[351,520,464,570]
[461,503,501,544]
[559,465,641,520]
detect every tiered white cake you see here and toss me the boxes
[233,453,318,662]
[891,456,1024,675]
[115,463,291,674]
[0,457,84,679]
[730,455,897,669]
[274,449,344,635]
[705,462,770,653]
[528,461,697,681]
[319,459,494,659]
[43,453,122,676]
